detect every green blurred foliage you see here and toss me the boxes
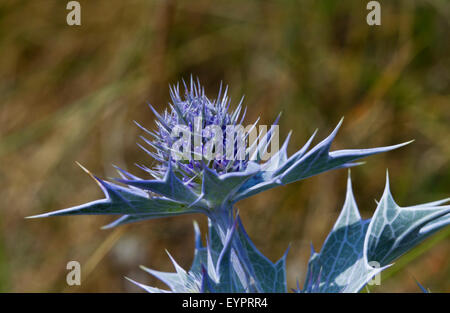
[0,0,448,292]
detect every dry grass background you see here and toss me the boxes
[0,0,448,292]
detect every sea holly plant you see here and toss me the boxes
[29,79,450,293]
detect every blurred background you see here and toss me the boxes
[0,0,449,292]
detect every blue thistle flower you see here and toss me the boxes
[28,78,410,228]
[29,78,450,293]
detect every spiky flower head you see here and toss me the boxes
[142,79,252,181]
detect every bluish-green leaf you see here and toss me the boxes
[235,217,288,293]
[365,173,450,265]
[27,164,204,220]
[302,172,450,293]
[302,174,386,292]
[234,119,412,202]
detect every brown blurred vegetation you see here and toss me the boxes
[0,0,448,292]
